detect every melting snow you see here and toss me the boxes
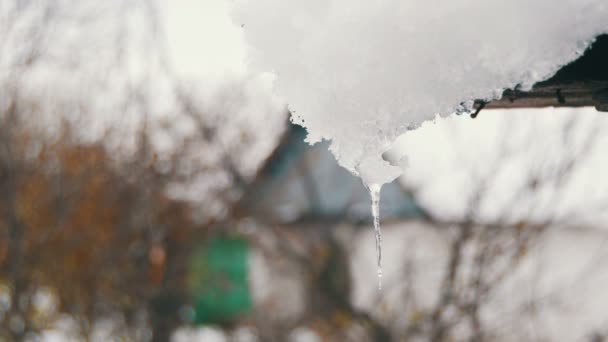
[234,0,608,187]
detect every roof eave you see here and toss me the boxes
[481,80,608,112]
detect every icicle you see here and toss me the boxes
[368,183,383,290]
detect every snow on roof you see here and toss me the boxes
[236,0,608,187]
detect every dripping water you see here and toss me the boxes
[368,183,382,290]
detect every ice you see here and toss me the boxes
[368,183,383,290]
[234,0,608,187]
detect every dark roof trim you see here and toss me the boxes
[480,34,608,112]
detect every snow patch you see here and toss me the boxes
[234,0,608,186]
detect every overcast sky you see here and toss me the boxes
[164,0,247,81]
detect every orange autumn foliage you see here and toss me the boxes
[0,125,207,338]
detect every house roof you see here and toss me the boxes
[480,34,608,112]
[237,123,426,225]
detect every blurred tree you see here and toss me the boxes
[0,112,211,341]
[0,1,270,339]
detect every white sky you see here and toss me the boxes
[396,108,608,224]
[164,0,247,81]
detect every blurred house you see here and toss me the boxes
[231,123,430,336]
[186,33,608,341]
[229,119,608,341]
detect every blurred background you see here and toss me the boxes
[2,1,608,341]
